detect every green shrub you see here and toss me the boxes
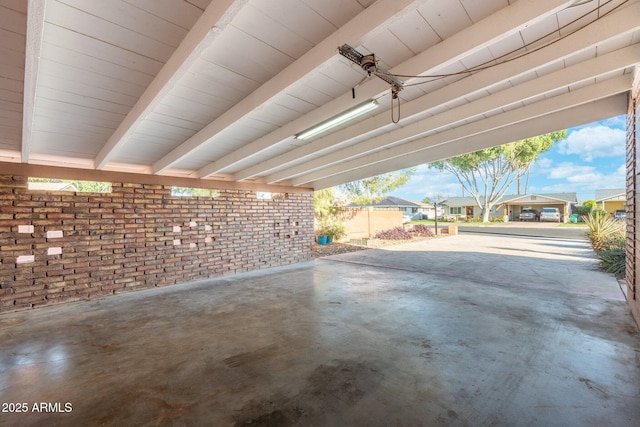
[602,230,626,252]
[321,222,346,240]
[576,205,592,216]
[597,248,626,277]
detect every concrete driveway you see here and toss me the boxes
[1,233,638,426]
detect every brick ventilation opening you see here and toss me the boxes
[0,176,313,312]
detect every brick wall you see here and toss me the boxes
[0,175,313,312]
[627,76,640,327]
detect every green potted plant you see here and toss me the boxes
[314,188,349,245]
[316,221,331,245]
[324,222,346,244]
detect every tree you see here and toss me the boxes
[339,168,416,205]
[577,199,596,216]
[314,187,350,239]
[171,186,218,197]
[510,132,567,194]
[430,131,566,223]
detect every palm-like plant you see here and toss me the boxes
[583,212,624,252]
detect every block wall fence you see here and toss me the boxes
[343,208,403,239]
[0,175,314,313]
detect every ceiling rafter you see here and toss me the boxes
[304,75,632,189]
[293,76,632,186]
[94,0,247,170]
[234,2,640,182]
[196,0,576,179]
[152,0,421,175]
[269,46,638,185]
[5,0,638,191]
[22,0,46,163]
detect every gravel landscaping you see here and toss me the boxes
[311,235,442,258]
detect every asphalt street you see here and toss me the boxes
[453,222,588,240]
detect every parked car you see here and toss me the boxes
[613,210,626,220]
[540,207,561,222]
[519,209,539,221]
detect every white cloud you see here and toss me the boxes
[557,125,625,161]
[529,161,625,200]
[534,157,553,169]
[599,115,626,129]
[392,165,462,201]
[547,163,600,182]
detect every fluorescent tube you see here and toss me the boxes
[295,100,379,140]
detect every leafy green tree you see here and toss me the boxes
[430,131,566,222]
[339,168,415,205]
[171,186,218,197]
[314,187,350,239]
[70,180,111,193]
[510,131,567,194]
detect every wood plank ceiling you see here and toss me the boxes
[1,0,639,190]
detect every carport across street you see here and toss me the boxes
[1,232,639,426]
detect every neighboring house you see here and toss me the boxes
[347,196,437,219]
[501,193,578,222]
[420,203,445,220]
[442,196,484,220]
[442,193,578,222]
[595,189,625,213]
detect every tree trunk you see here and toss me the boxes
[482,209,490,223]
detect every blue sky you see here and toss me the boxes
[388,115,627,203]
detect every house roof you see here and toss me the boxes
[501,193,578,203]
[595,188,625,202]
[348,196,425,208]
[443,193,578,207]
[442,197,477,207]
[1,0,636,190]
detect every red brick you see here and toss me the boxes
[0,175,313,312]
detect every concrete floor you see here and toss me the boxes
[1,234,639,426]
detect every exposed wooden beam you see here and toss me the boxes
[200,0,575,179]
[274,47,638,185]
[94,0,247,169]
[233,1,640,181]
[22,0,46,163]
[152,0,421,175]
[310,93,629,190]
[0,161,312,193]
[312,94,627,190]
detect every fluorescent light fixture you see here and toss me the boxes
[295,100,379,140]
[567,0,595,7]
